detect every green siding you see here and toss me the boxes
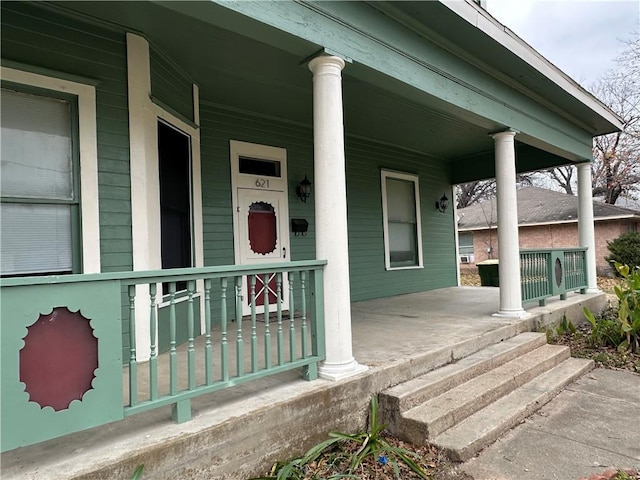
[345,139,457,301]
[199,103,458,302]
[150,45,195,123]
[1,2,133,360]
[199,103,316,268]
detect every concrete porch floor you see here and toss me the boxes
[1,286,606,480]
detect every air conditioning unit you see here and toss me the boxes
[460,255,475,263]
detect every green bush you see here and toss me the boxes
[584,262,640,353]
[605,231,640,271]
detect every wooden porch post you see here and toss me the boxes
[308,55,367,380]
[492,130,528,318]
[577,162,599,292]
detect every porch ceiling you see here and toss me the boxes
[50,1,569,173]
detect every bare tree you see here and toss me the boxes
[456,180,495,209]
[548,165,575,195]
[536,37,640,204]
[590,37,640,204]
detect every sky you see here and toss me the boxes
[485,0,639,88]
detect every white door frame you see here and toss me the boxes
[230,140,290,315]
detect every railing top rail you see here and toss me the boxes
[0,260,328,288]
[519,247,587,254]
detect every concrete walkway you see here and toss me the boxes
[462,368,640,480]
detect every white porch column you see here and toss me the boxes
[308,55,367,380]
[577,162,599,292]
[492,130,528,317]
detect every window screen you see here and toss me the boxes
[1,87,77,276]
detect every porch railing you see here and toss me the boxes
[520,248,588,305]
[1,260,326,452]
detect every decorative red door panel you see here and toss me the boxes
[237,188,289,314]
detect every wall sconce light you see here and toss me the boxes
[296,175,312,203]
[435,193,449,213]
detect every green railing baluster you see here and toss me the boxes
[149,283,158,401]
[264,273,272,370]
[289,272,296,362]
[276,272,283,366]
[235,276,244,377]
[204,279,213,386]
[522,255,529,301]
[300,270,308,359]
[169,282,177,396]
[187,280,196,390]
[250,275,258,373]
[220,277,229,382]
[128,285,138,406]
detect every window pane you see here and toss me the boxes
[386,178,416,222]
[239,156,281,177]
[1,203,72,275]
[389,222,418,266]
[385,176,419,268]
[459,233,474,255]
[1,88,73,200]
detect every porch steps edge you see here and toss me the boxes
[432,356,594,462]
[399,344,570,441]
[379,332,546,417]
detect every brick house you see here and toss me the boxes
[457,187,640,275]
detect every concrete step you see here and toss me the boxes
[380,332,547,425]
[432,357,594,462]
[397,343,571,443]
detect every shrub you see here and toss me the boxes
[584,262,640,353]
[605,231,640,271]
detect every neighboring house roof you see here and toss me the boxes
[457,186,640,231]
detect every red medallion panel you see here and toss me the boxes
[247,201,277,255]
[20,307,98,411]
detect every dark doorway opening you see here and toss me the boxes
[158,120,192,293]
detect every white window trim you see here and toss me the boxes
[127,33,204,360]
[1,66,101,274]
[127,33,203,274]
[381,169,424,271]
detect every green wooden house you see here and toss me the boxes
[0,0,622,453]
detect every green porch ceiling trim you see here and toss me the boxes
[451,144,581,184]
[158,0,595,160]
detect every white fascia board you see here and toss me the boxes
[441,0,624,131]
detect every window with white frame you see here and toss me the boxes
[381,170,423,269]
[458,232,475,263]
[1,85,80,276]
